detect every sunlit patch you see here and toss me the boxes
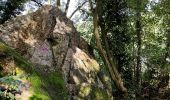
[79,83,91,97]
[24,37,37,47]
[87,78,95,84]
[0,42,7,52]
[73,75,80,85]
[103,75,110,82]
[53,18,72,34]
[73,47,100,73]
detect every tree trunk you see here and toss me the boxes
[88,0,127,93]
[65,0,70,15]
[57,0,60,8]
[136,0,142,91]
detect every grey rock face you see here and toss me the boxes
[0,5,112,99]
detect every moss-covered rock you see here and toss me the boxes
[0,5,113,99]
[91,86,111,100]
[28,71,68,100]
[0,41,68,99]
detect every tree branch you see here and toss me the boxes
[69,1,87,19]
[65,0,70,15]
[31,0,43,7]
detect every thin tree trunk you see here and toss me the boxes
[65,0,71,15]
[57,0,60,8]
[133,35,136,84]
[88,0,127,93]
[136,0,142,91]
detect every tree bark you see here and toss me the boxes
[136,0,142,90]
[88,0,127,93]
[57,0,60,8]
[65,0,70,15]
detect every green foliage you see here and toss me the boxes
[0,91,15,100]
[0,76,22,90]
[0,75,26,100]
[0,0,28,24]
[98,0,134,88]
[76,21,93,44]
[76,0,170,99]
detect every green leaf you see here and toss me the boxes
[8,92,15,100]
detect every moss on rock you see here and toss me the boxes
[28,71,68,100]
[91,86,110,100]
[0,41,68,99]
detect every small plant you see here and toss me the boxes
[0,75,26,100]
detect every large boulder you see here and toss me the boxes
[0,5,112,99]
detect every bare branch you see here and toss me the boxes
[69,1,87,19]
[65,0,70,14]
[31,0,43,7]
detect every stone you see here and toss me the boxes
[0,5,112,99]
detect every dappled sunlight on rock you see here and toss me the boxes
[73,47,100,72]
[0,42,7,52]
[73,75,80,85]
[103,75,110,82]
[0,5,112,99]
[53,18,72,34]
[79,83,91,97]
